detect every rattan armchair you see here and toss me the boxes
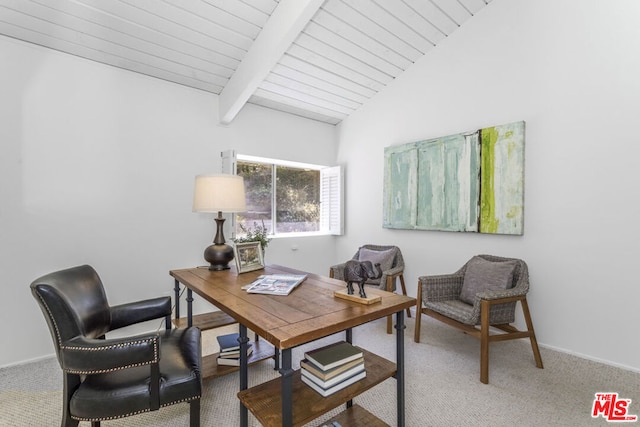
[330,244,410,333]
[414,254,543,384]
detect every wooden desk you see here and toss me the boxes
[170,264,415,427]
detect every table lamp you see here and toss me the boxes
[192,174,246,270]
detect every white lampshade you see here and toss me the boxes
[192,174,246,213]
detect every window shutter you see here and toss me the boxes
[221,149,237,175]
[220,149,238,238]
[320,165,344,235]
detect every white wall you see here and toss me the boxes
[336,0,640,372]
[0,36,337,367]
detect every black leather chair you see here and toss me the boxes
[30,265,202,427]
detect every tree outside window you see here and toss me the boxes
[236,161,320,236]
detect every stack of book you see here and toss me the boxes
[216,332,253,366]
[300,341,365,397]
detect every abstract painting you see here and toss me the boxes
[383,121,524,235]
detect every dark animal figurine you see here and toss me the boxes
[343,260,383,299]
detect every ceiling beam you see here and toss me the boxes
[218,0,324,125]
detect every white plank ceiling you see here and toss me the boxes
[0,0,493,125]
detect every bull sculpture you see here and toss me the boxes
[343,260,383,299]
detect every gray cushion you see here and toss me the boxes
[459,256,517,304]
[358,247,395,284]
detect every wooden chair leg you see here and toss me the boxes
[414,283,423,343]
[386,276,394,334]
[480,300,491,384]
[521,297,544,369]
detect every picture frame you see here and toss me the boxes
[233,241,265,274]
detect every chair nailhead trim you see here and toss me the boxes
[70,396,201,421]
[65,360,152,375]
[37,293,160,371]
[63,338,155,352]
[36,293,64,346]
[62,339,159,374]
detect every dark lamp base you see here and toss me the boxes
[204,243,234,270]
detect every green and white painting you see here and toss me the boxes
[383,121,524,235]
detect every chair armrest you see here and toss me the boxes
[385,265,403,277]
[476,286,528,301]
[329,263,347,281]
[60,333,160,374]
[379,265,403,291]
[418,274,464,303]
[110,296,171,330]
[467,286,528,325]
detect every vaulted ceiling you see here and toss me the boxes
[0,0,493,125]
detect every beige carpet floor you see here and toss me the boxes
[1,313,639,426]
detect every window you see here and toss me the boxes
[221,151,343,237]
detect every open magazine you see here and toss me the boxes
[245,274,307,296]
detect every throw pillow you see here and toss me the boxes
[459,256,518,305]
[357,247,396,284]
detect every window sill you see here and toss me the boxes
[270,231,335,239]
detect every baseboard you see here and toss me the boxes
[0,353,55,370]
[409,306,640,374]
[538,343,640,374]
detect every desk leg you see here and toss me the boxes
[273,348,280,371]
[186,289,193,327]
[395,310,406,427]
[345,328,352,344]
[173,279,181,320]
[239,324,249,427]
[280,348,293,427]
[345,328,353,409]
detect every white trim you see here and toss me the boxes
[237,154,324,170]
[0,353,55,370]
[538,343,640,375]
[408,307,640,375]
[234,153,343,237]
[218,0,325,124]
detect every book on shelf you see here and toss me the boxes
[301,370,366,397]
[219,343,253,358]
[216,346,254,366]
[301,362,365,389]
[303,341,363,371]
[217,357,242,366]
[245,274,307,296]
[216,332,240,352]
[300,357,364,381]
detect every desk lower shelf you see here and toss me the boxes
[237,348,396,427]
[321,404,389,427]
[172,311,237,329]
[173,311,276,379]
[202,339,276,378]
